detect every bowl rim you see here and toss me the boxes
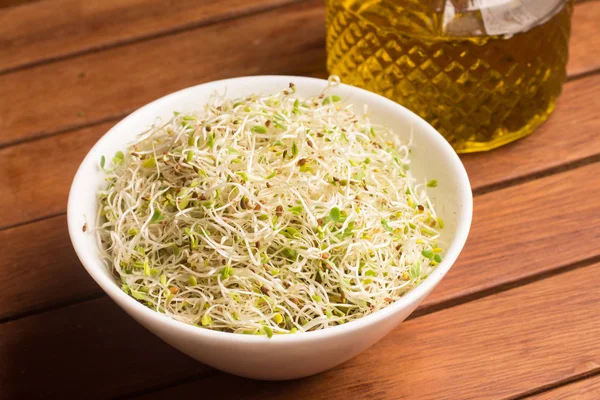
[67,75,473,343]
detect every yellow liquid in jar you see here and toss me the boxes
[325,0,574,152]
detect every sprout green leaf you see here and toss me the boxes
[330,207,341,223]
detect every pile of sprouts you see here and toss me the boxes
[97,76,444,337]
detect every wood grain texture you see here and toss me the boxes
[0,0,302,74]
[0,297,209,400]
[2,72,599,231]
[0,121,113,230]
[138,262,600,400]
[527,375,600,400]
[0,215,102,320]
[0,0,40,9]
[0,0,325,148]
[2,0,600,149]
[567,0,600,77]
[0,0,596,76]
[421,161,600,310]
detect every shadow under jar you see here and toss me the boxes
[325,0,574,153]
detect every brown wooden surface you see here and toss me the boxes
[0,121,114,230]
[0,215,102,320]
[567,0,600,77]
[421,162,600,311]
[0,0,325,148]
[2,0,600,398]
[0,0,40,9]
[0,297,208,400]
[0,0,301,74]
[0,0,299,73]
[527,375,600,399]
[1,0,599,149]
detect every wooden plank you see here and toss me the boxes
[0,0,301,74]
[2,0,600,149]
[0,297,209,400]
[0,0,40,9]
[2,72,599,231]
[0,214,102,320]
[461,73,600,192]
[0,121,113,230]
[0,0,326,148]
[526,375,600,400]
[138,262,600,400]
[568,0,600,78]
[421,161,600,310]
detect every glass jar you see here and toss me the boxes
[325,0,574,152]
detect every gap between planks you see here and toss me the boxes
[472,152,600,196]
[519,372,600,400]
[511,369,600,400]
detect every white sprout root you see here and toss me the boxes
[96,77,444,337]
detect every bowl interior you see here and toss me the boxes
[68,75,472,338]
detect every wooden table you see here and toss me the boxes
[1,0,599,399]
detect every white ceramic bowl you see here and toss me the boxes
[67,76,472,380]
